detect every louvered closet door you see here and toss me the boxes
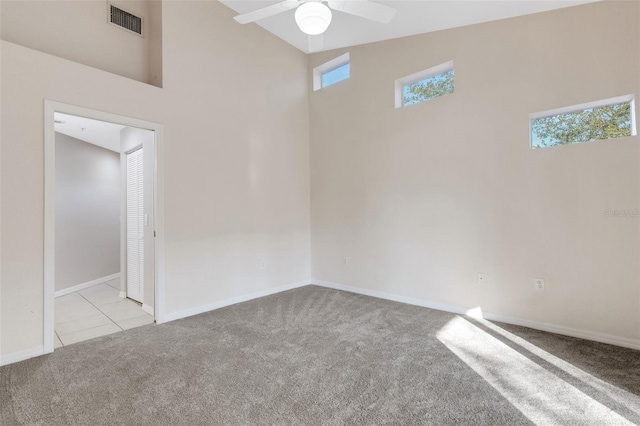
[126,148,144,303]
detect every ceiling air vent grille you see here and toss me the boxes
[110,4,143,36]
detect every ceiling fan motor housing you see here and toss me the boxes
[295,2,333,35]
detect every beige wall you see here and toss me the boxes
[309,1,640,341]
[147,0,163,86]
[2,0,637,360]
[55,133,121,292]
[0,0,161,86]
[0,1,310,356]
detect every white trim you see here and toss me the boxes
[54,273,120,298]
[153,125,166,323]
[481,312,640,351]
[44,100,166,353]
[120,149,127,300]
[313,52,350,91]
[142,303,154,316]
[163,280,310,323]
[3,278,635,367]
[44,102,56,355]
[311,280,640,352]
[530,94,636,120]
[394,60,454,109]
[630,97,637,138]
[0,346,45,367]
[529,94,637,148]
[312,280,472,316]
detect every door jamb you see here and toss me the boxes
[43,100,165,354]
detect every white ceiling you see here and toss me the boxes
[54,113,125,153]
[220,0,599,54]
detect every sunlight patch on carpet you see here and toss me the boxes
[436,316,635,425]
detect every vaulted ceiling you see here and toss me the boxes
[220,0,598,53]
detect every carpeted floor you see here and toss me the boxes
[1,285,639,425]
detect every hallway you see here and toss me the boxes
[54,278,154,347]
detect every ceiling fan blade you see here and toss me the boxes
[308,34,325,53]
[327,0,396,23]
[234,0,300,24]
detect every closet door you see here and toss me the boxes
[126,148,144,303]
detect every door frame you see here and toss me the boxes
[43,100,166,354]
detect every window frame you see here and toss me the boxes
[394,60,454,109]
[529,95,637,149]
[313,53,350,91]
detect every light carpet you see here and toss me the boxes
[1,285,639,425]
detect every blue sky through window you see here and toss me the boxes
[322,63,350,88]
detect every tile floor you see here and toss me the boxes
[54,278,154,348]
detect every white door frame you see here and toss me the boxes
[43,100,166,354]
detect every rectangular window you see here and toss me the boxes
[403,69,454,106]
[395,61,454,109]
[530,95,636,149]
[322,63,351,89]
[313,53,350,91]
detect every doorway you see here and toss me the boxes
[44,101,165,353]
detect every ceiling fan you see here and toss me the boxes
[233,0,397,36]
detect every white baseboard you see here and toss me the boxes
[119,291,126,299]
[312,280,474,316]
[142,303,154,316]
[311,280,640,352]
[0,345,45,367]
[164,280,310,323]
[54,273,120,298]
[4,278,635,368]
[480,312,640,351]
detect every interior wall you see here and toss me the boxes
[0,0,4,360]
[0,0,160,86]
[147,0,163,86]
[120,126,155,309]
[309,1,640,342]
[55,132,121,292]
[0,0,310,358]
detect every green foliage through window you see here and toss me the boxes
[403,69,454,106]
[531,101,633,148]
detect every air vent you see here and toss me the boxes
[109,4,143,36]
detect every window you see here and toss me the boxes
[530,95,636,149]
[322,63,350,89]
[395,61,454,108]
[313,53,350,91]
[403,70,454,106]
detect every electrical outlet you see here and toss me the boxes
[534,278,545,291]
[342,257,349,266]
[261,261,266,270]
[477,273,488,284]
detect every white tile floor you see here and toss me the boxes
[54,278,154,348]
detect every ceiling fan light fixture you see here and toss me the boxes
[295,2,332,35]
